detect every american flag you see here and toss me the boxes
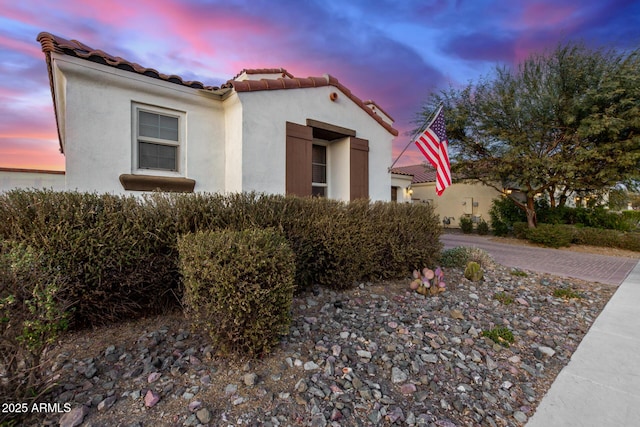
[414,106,451,196]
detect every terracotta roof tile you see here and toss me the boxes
[390,164,437,184]
[232,68,294,79]
[364,100,395,122]
[37,32,222,91]
[37,31,398,139]
[230,73,398,136]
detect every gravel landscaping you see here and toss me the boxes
[23,263,615,427]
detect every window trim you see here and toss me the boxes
[132,103,186,177]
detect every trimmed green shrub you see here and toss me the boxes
[525,224,573,248]
[477,219,490,235]
[0,241,72,403]
[621,210,640,231]
[179,228,295,356]
[571,227,640,252]
[459,216,474,234]
[619,232,640,252]
[0,190,179,327]
[489,197,526,236]
[512,222,529,239]
[0,190,444,326]
[362,201,442,279]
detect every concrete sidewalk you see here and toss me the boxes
[439,233,640,426]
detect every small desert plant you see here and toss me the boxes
[439,246,495,269]
[482,326,515,347]
[409,267,446,296]
[510,269,528,277]
[493,292,514,305]
[553,288,582,299]
[464,261,483,281]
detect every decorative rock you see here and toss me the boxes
[501,381,513,390]
[304,361,320,371]
[37,262,612,427]
[188,400,202,412]
[196,408,212,424]
[59,405,89,427]
[391,367,408,383]
[97,396,116,411]
[144,389,160,407]
[243,373,258,386]
[148,372,161,383]
[513,411,528,423]
[450,309,465,320]
[486,355,498,371]
[535,346,556,359]
[400,383,417,394]
[356,350,372,359]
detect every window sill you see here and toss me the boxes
[119,174,195,192]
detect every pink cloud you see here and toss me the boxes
[517,2,581,29]
[0,34,43,60]
[0,137,63,170]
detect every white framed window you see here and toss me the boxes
[312,143,327,197]
[132,103,185,175]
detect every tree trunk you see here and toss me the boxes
[526,196,537,228]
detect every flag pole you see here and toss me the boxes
[388,103,444,172]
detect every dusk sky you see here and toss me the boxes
[1,0,639,171]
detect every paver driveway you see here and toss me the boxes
[441,233,638,286]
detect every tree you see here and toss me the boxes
[420,43,640,227]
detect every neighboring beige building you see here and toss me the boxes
[391,164,503,228]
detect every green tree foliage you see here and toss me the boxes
[421,42,640,227]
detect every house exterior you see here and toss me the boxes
[34,32,398,201]
[390,164,503,227]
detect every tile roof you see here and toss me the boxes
[37,32,398,138]
[231,68,294,80]
[390,164,437,184]
[37,32,222,91]
[228,73,397,136]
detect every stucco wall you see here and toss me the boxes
[53,55,226,194]
[412,181,502,227]
[390,174,413,203]
[50,55,394,200]
[0,169,65,193]
[236,87,394,201]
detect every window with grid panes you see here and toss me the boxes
[312,144,327,197]
[137,110,179,171]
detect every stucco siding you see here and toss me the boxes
[236,87,393,201]
[0,170,65,193]
[53,55,226,194]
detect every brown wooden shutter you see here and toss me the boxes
[350,137,369,200]
[286,122,313,196]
